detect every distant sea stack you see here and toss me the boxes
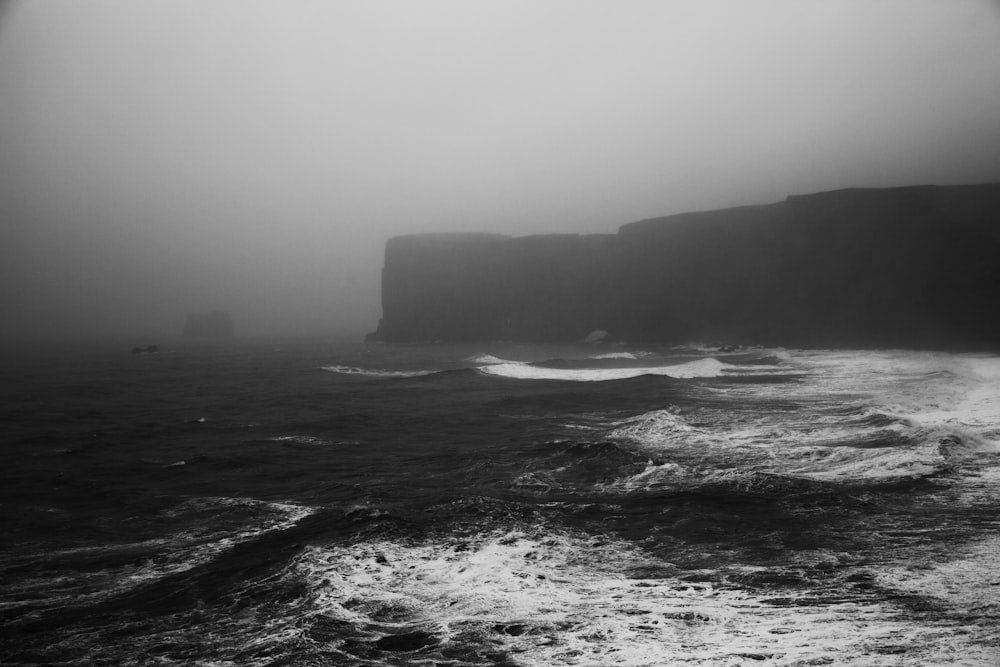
[368,183,1000,350]
[183,310,234,338]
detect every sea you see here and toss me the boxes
[2,339,999,666]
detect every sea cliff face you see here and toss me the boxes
[369,184,1000,349]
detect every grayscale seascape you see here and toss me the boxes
[2,2,1000,665]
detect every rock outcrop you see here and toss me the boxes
[368,183,1000,349]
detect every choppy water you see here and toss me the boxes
[2,340,999,665]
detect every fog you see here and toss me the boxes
[2,0,999,340]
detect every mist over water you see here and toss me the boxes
[2,1,1000,340]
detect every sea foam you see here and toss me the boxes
[588,351,641,360]
[479,357,728,381]
[320,365,436,378]
[289,526,999,666]
[465,353,517,365]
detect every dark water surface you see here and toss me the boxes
[2,340,999,665]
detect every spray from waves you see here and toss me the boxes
[277,526,998,666]
[479,357,729,381]
[508,404,969,497]
[784,351,1000,458]
[600,406,967,493]
[889,355,1000,451]
[591,351,1000,495]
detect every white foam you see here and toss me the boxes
[792,351,1000,455]
[785,441,945,482]
[291,528,1000,666]
[320,365,436,378]
[465,353,519,365]
[610,409,701,441]
[898,356,1000,451]
[602,350,1000,487]
[876,534,1000,613]
[589,352,638,360]
[271,435,331,446]
[606,403,955,487]
[720,363,807,376]
[479,357,728,381]
[606,460,688,491]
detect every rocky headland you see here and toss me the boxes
[368,183,1000,349]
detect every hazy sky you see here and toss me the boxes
[2,0,999,339]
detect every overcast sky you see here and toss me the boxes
[2,0,999,339]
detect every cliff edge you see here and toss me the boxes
[368,183,1000,349]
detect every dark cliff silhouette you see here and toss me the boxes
[368,183,1000,350]
[183,311,234,338]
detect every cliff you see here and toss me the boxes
[369,183,1000,349]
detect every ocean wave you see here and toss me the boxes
[284,526,998,666]
[269,435,362,446]
[609,408,702,441]
[697,469,835,495]
[600,460,688,492]
[588,351,647,360]
[602,402,963,491]
[792,352,1000,455]
[876,534,1000,613]
[895,356,1000,452]
[465,353,519,365]
[0,497,313,617]
[479,357,729,381]
[510,441,653,494]
[320,365,438,378]
[718,363,806,376]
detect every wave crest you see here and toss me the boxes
[479,358,728,382]
[320,365,437,378]
[464,353,517,365]
[610,409,701,443]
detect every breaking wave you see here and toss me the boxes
[479,357,729,381]
[6,342,1000,666]
[280,525,999,666]
[320,365,438,378]
[588,351,653,360]
[0,497,313,619]
[464,353,516,365]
